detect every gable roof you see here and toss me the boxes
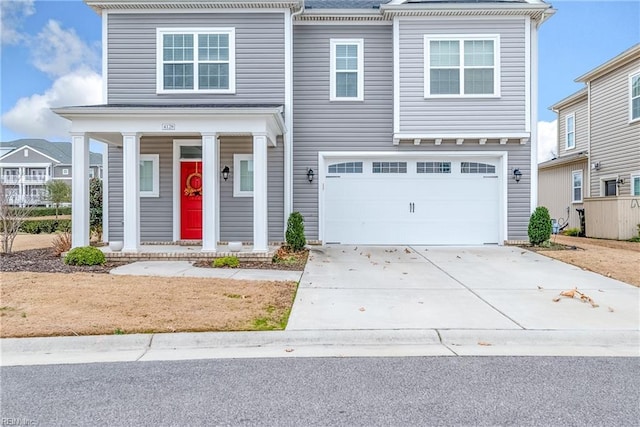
[0,139,103,166]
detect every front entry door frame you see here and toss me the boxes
[173,139,209,242]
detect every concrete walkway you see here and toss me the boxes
[110,261,303,282]
[2,246,638,366]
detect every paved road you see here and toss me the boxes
[2,357,638,426]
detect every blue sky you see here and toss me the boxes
[1,0,639,161]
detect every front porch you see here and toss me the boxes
[54,104,288,254]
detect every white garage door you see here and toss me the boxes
[323,157,502,245]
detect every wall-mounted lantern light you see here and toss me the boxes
[221,165,230,181]
[513,168,522,183]
[307,168,315,183]
[616,178,624,186]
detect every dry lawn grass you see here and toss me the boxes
[534,235,640,287]
[1,272,297,338]
[10,233,56,251]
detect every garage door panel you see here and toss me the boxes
[323,157,502,245]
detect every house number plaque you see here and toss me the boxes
[162,123,175,131]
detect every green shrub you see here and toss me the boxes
[562,227,581,237]
[285,211,306,252]
[18,207,72,217]
[528,206,553,246]
[213,256,240,268]
[64,246,106,266]
[18,219,71,234]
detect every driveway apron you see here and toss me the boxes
[286,246,640,331]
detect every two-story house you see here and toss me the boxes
[539,44,640,239]
[54,0,554,252]
[0,139,102,206]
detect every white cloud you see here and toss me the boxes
[1,69,103,140]
[0,0,35,44]
[537,120,557,163]
[30,19,100,78]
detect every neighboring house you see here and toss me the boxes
[53,0,554,252]
[0,139,103,206]
[539,44,640,239]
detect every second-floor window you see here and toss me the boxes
[631,72,640,122]
[566,113,575,149]
[330,39,364,101]
[157,28,235,94]
[424,35,500,97]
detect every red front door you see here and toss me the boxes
[180,161,203,240]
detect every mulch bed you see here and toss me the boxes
[1,247,309,274]
[194,248,308,271]
[0,248,128,274]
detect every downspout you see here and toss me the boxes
[284,2,304,233]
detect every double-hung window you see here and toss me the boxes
[424,35,500,97]
[330,39,364,101]
[157,28,235,94]
[631,72,640,122]
[572,170,583,203]
[566,113,575,149]
[632,173,640,196]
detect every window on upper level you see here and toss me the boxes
[566,113,575,149]
[424,35,500,97]
[330,39,364,101]
[156,28,235,94]
[572,170,583,203]
[631,72,640,122]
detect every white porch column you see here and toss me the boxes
[253,134,269,252]
[122,133,140,252]
[201,133,219,252]
[71,133,90,248]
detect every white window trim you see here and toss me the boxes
[140,154,160,198]
[631,171,640,196]
[630,71,640,123]
[330,38,364,102]
[156,27,236,94]
[571,170,583,203]
[62,168,69,176]
[233,154,253,198]
[424,34,501,98]
[565,113,576,150]
[600,175,618,197]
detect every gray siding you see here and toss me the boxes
[538,160,588,230]
[1,148,52,165]
[52,166,71,179]
[107,145,123,241]
[107,13,285,105]
[557,97,588,158]
[398,17,527,134]
[589,59,640,196]
[293,23,531,241]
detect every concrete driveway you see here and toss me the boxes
[286,246,640,332]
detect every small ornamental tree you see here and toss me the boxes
[528,206,553,246]
[45,180,71,218]
[285,211,306,252]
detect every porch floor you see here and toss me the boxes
[100,244,278,262]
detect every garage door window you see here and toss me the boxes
[417,162,451,174]
[461,162,495,173]
[328,162,363,174]
[372,162,407,173]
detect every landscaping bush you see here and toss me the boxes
[51,232,72,256]
[64,246,106,266]
[528,206,553,246]
[285,211,306,252]
[18,219,71,234]
[213,256,240,268]
[562,227,581,237]
[20,207,72,217]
